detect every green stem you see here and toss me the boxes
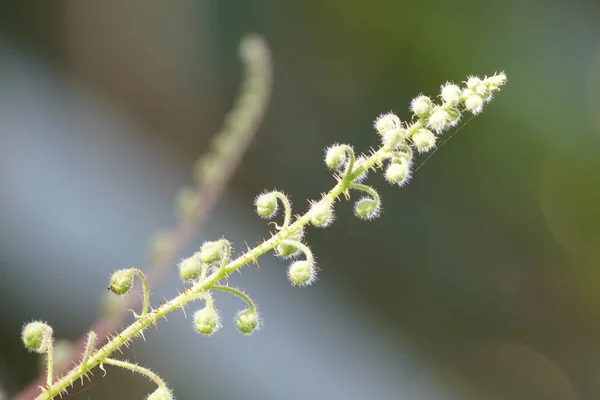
[103,358,169,391]
[132,268,150,317]
[212,285,256,311]
[35,146,386,400]
[45,340,54,387]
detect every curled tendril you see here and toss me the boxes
[264,191,293,230]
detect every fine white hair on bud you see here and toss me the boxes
[287,260,317,286]
[275,228,304,258]
[410,95,433,118]
[199,240,227,264]
[411,128,437,153]
[193,307,221,336]
[146,387,175,400]
[353,196,382,220]
[385,162,411,186]
[255,191,278,218]
[22,321,53,354]
[309,198,335,228]
[324,144,347,170]
[381,127,407,148]
[466,76,482,89]
[374,112,401,135]
[178,254,203,281]
[236,308,260,335]
[440,83,462,105]
[427,108,450,133]
[108,269,136,295]
[464,95,484,114]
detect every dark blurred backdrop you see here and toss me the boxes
[1,1,600,399]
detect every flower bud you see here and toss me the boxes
[236,309,259,335]
[194,307,221,335]
[466,76,482,89]
[385,162,411,186]
[464,95,484,114]
[109,269,136,295]
[309,199,335,228]
[440,83,462,105]
[427,108,450,133]
[374,112,401,135]
[255,192,278,218]
[485,72,507,89]
[146,387,174,400]
[411,128,437,153]
[410,95,433,118]
[178,254,203,281]
[199,241,225,264]
[354,197,381,220]
[22,321,53,354]
[288,260,316,286]
[324,145,347,169]
[275,228,304,258]
[381,128,406,148]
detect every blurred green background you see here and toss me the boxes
[1,1,600,399]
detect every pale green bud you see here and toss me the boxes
[385,162,411,186]
[324,145,347,169]
[354,197,381,220]
[236,309,259,335]
[178,254,203,281]
[427,108,450,133]
[199,241,225,264]
[275,228,304,258]
[465,95,484,114]
[440,83,462,105]
[109,269,136,295]
[309,199,335,228]
[410,95,433,118]
[194,307,221,335]
[411,128,437,153]
[374,112,401,135]
[288,260,316,286]
[381,128,406,148]
[255,192,278,218]
[22,321,53,354]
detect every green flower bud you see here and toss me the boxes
[309,199,334,228]
[199,241,225,264]
[236,309,259,335]
[411,128,437,153]
[381,128,406,148]
[288,260,316,286]
[255,192,278,218]
[146,387,174,400]
[465,95,484,114]
[194,307,220,335]
[374,112,401,135]
[410,95,433,118]
[324,145,347,169]
[427,108,450,133]
[275,228,304,258]
[440,83,462,105]
[385,162,411,186]
[354,197,381,220]
[109,268,136,295]
[22,321,53,354]
[178,254,203,281]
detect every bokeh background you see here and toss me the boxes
[1,1,600,399]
